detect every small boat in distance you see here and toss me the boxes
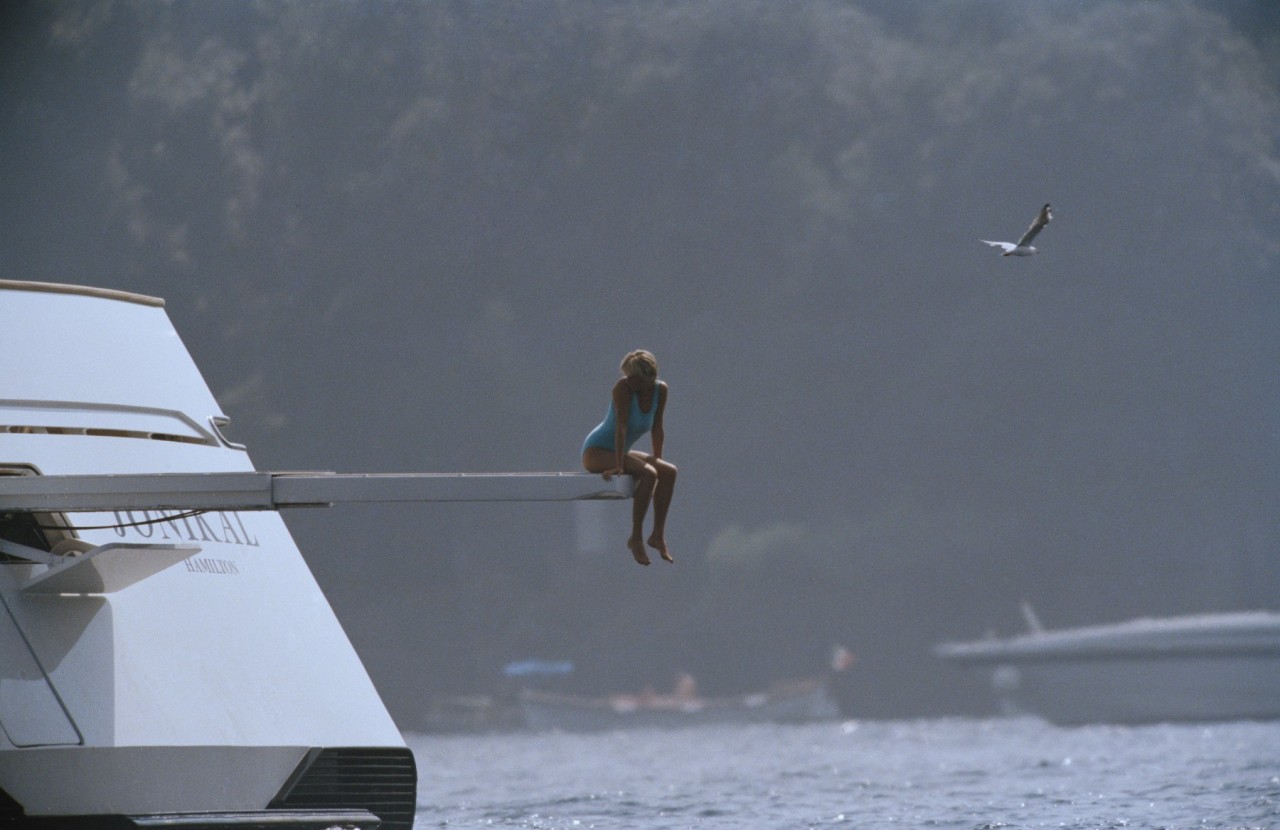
[519,676,840,732]
[519,647,853,732]
[934,610,1280,725]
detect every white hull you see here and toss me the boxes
[0,282,414,828]
[935,611,1280,725]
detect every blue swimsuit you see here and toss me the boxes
[582,385,661,455]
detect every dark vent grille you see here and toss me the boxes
[0,787,24,819]
[270,747,417,830]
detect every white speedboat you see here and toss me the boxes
[0,280,631,828]
[934,610,1280,725]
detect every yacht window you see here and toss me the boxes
[0,466,77,561]
[2,425,210,446]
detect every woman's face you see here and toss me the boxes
[625,373,655,392]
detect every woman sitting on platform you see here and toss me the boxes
[581,349,677,566]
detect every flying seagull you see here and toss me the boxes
[982,203,1052,256]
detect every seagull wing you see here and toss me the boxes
[1015,203,1052,247]
[981,240,1017,253]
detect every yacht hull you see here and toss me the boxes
[0,282,415,828]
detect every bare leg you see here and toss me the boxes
[624,454,658,565]
[582,447,656,566]
[645,458,677,562]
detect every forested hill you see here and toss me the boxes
[3,1,1277,721]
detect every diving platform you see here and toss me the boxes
[0,471,635,513]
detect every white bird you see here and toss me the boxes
[982,203,1052,256]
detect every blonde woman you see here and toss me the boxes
[582,350,677,565]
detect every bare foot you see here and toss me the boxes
[628,538,651,566]
[648,536,674,563]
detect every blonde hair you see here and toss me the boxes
[620,349,658,379]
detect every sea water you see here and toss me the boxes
[409,717,1280,829]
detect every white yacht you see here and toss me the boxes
[0,280,630,828]
[935,610,1280,725]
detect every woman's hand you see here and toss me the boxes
[601,466,625,481]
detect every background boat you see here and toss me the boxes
[518,647,852,731]
[520,676,841,732]
[934,610,1280,725]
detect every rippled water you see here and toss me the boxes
[409,718,1280,829]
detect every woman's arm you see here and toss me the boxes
[611,378,632,472]
[650,381,667,459]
